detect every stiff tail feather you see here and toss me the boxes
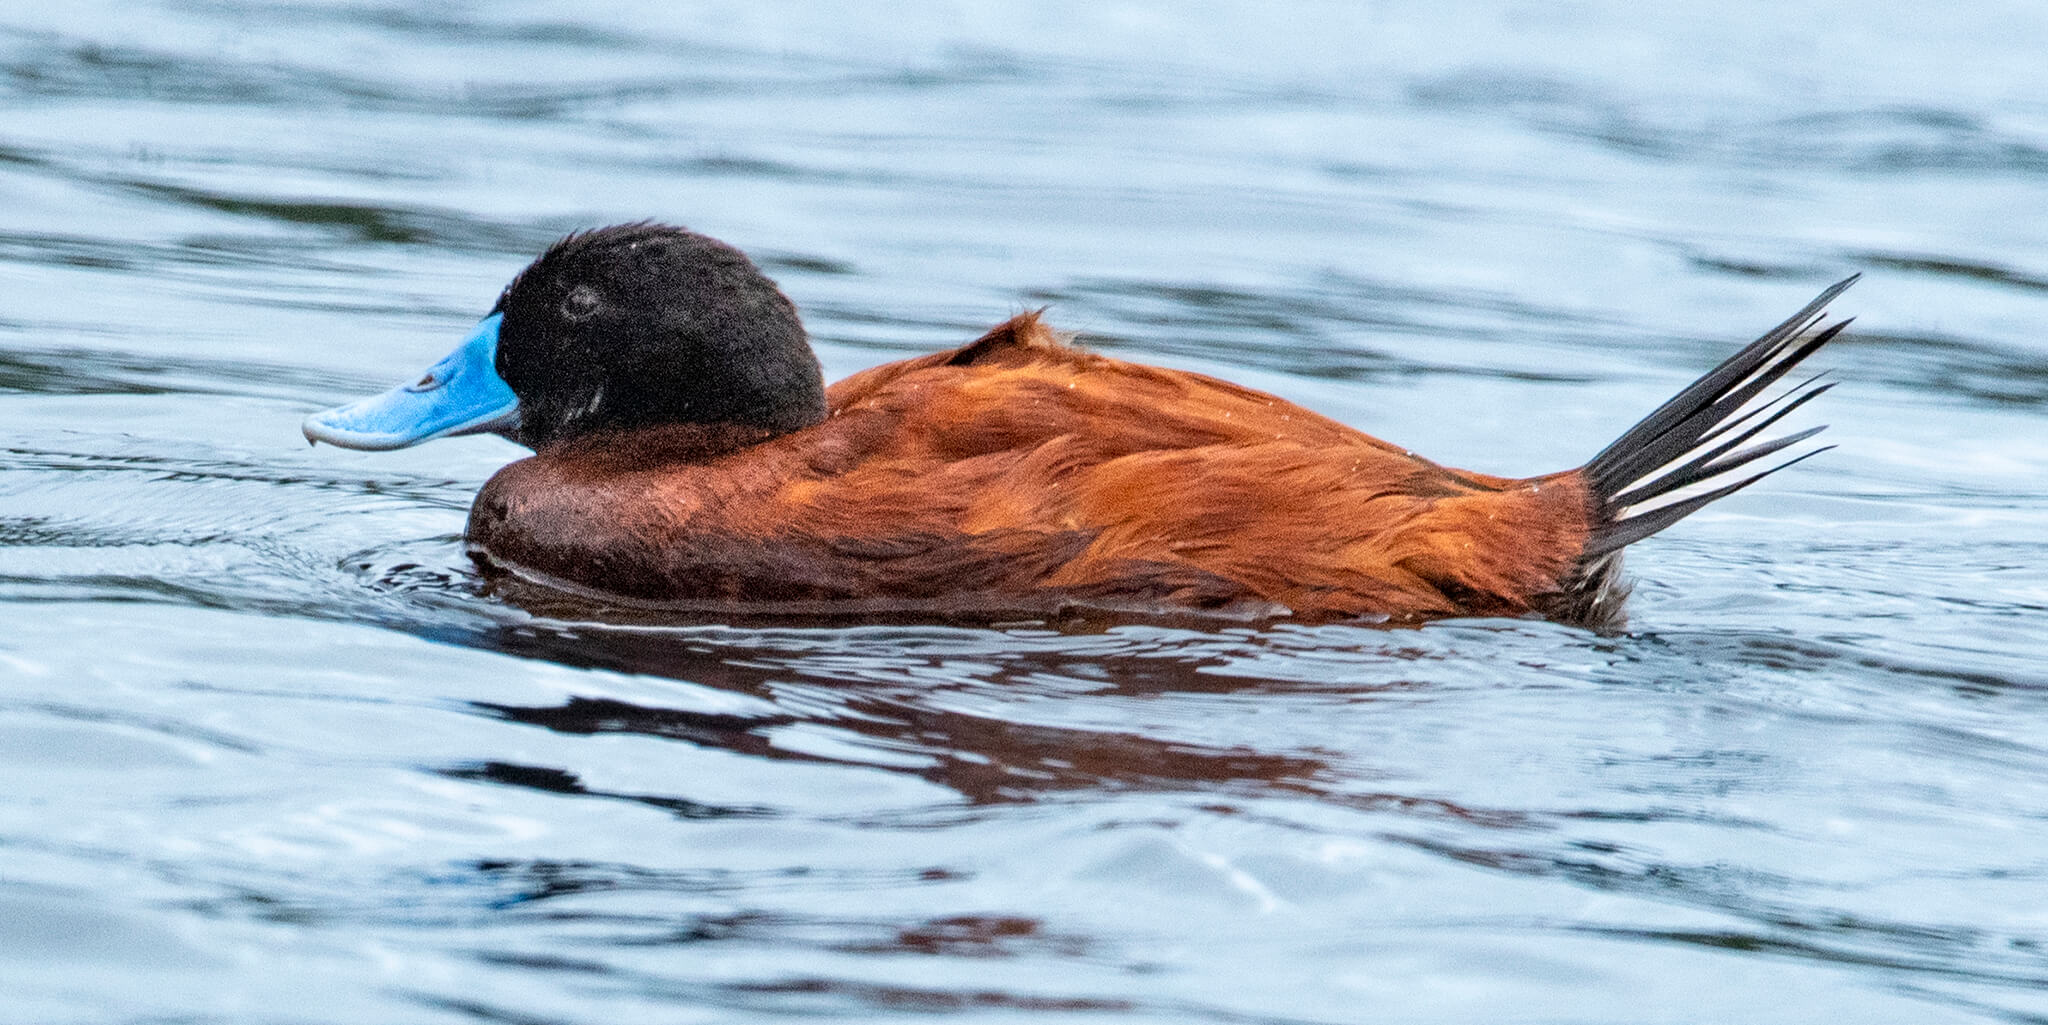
[1546,275,1857,627]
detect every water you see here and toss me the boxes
[3,2,2046,1021]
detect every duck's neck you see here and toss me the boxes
[537,421,795,470]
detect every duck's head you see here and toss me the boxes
[303,223,827,452]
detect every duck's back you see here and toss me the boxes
[467,314,1594,622]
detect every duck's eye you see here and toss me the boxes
[560,284,601,322]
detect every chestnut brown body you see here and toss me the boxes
[470,314,1603,624]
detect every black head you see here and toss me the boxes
[491,223,827,450]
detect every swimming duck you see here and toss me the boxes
[304,223,1853,628]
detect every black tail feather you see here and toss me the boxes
[1549,276,1856,627]
[1586,320,1849,497]
[1583,274,1856,483]
[1588,443,1835,557]
[1607,413,1828,512]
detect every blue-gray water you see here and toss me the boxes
[4,2,2046,1022]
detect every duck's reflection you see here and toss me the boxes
[455,613,1518,827]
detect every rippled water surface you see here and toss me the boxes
[4,2,2047,1022]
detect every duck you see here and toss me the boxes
[304,222,1854,628]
